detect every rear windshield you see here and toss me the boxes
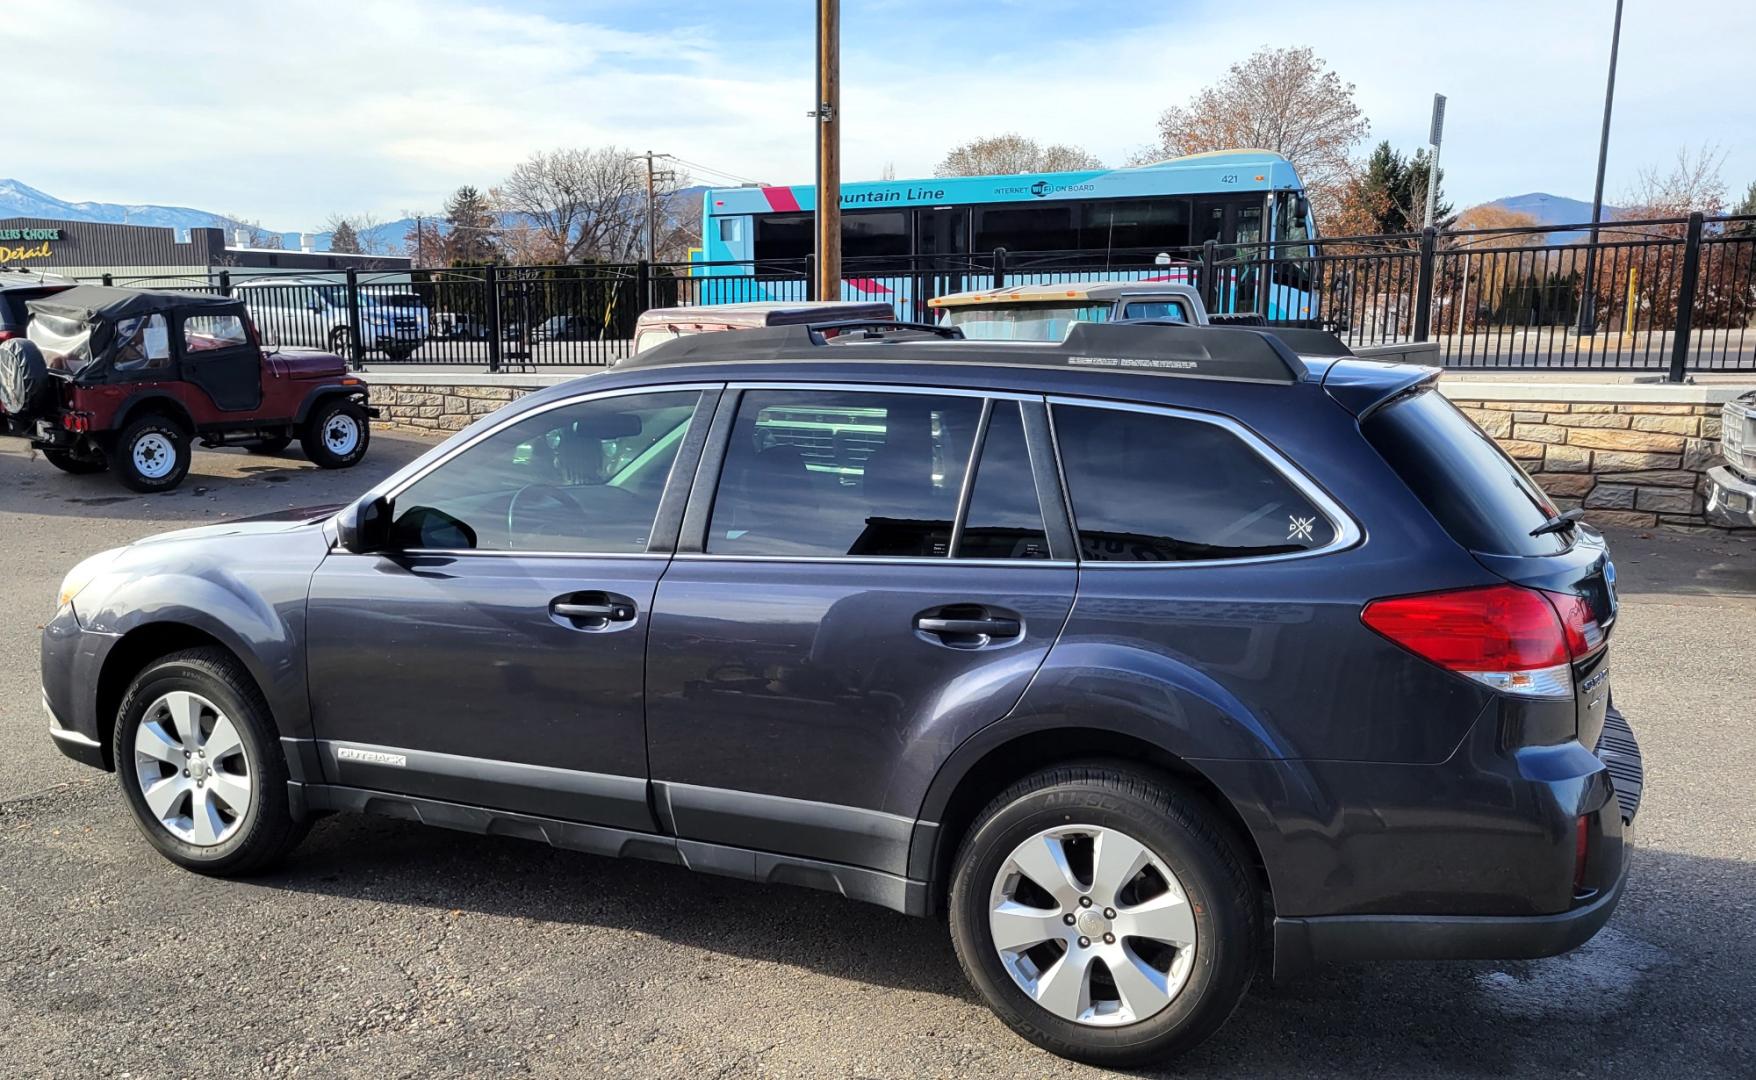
[1363,388,1569,556]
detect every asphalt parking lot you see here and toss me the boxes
[1,431,1753,1078]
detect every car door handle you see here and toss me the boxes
[916,616,1020,637]
[549,593,637,628]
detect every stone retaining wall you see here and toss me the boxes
[1447,398,1725,529]
[367,374,1750,532]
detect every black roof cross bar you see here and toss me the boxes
[1112,318,1355,359]
[805,319,965,342]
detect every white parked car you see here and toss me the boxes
[233,277,429,360]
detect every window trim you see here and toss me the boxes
[362,381,722,559]
[674,381,1075,567]
[1046,395,1361,568]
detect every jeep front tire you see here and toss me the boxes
[300,398,369,469]
[113,414,191,492]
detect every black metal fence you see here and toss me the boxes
[84,212,1756,378]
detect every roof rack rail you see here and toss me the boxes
[1113,318,1353,359]
[622,318,1306,384]
[806,319,964,342]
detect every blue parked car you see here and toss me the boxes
[42,319,1641,1066]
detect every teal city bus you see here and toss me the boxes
[691,149,1318,321]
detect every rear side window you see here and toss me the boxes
[1363,389,1566,556]
[957,402,1049,560]
[1053,403,1336,562]
[707,389,983,557]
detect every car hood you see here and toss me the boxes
[131,504,342,547]
[271,348,347,378]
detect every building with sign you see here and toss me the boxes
[0,218,409,283]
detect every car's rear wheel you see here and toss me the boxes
[42,446,107,474]
[113,647,308,875]
[327,326,354,358]
[948,764,1259,1067]
[300,398,369,469]
[112,414,190,492]
[245,434,293,455]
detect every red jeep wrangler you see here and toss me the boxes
[0,284,374,492]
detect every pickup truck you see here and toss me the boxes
[1706,391,1756,527]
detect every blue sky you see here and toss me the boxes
[7,0,1754,228]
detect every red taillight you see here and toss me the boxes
[1539,589,1605,658]
[0,329,16,342]
[1361,584,1573,698]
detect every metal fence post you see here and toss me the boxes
[636,260,652,315]
[217,270,232,297]
[1668,211,1705,383]
[485,265,502,374]
[102,273,113,287]
[344,268,363,371]
[804,254,817,301]
[992,247,1007,290]
[1412,226,1437,343]
[1199,240,1218,311]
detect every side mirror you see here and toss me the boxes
[336,494,393,554]
[307,299,324,313]
[1294,195,1311,222]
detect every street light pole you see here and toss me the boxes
[1577,0,1625,335]
[1423,94,1446,231]
[812,0,841,300]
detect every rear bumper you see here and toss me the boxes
[1269,705,1643,977]
[1704,464,1756,528]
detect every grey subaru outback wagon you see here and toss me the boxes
[44,320,1641,1065]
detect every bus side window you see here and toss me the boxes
[718,218,742,243]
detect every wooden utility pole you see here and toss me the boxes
[639,151,675,263]
[812,0,841,299]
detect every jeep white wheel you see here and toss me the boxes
[131,432,177,479]
[323,413,360,456]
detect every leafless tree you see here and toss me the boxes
[935,134,1103,177]
[1134,46,1369,209]
[324,212,391,256]
[214,215,281,249]
[496,147,647,264]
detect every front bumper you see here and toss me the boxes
[1272,706,1643,976]
[41,603,120,770]
[1705,464,1756,528]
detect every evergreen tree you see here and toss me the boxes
[328,219,361,254]
[443,185,499,265]
[1731,181,1756,236]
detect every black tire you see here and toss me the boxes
[113,647,309,875]
[947,764,1260,1068]
[327,326,354,358]
[112,413,191,492]
[299,398,369,469]
[382,343,418,361]
[0,337,49,417]
[245,435,293,455]
[42,446,107,474]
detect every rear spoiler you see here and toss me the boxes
[1320,358,1442,419]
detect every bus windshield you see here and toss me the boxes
[941,302,1113,341]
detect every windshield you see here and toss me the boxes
[940,302,1114,342]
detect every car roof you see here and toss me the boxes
[619,320,1307,385]
[929,281,1202,308]
[26,283,241,322]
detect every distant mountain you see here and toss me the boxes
[0,178,251,234]
[1476,192,1623,236]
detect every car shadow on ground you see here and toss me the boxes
[260,813,1751,1077]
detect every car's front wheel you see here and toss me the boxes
[948,765,1259,1068]
[300,398,369,469]
[112,414,190,492]
[113,647,308,875]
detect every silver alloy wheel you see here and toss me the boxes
[132,690,252,846]
[131,432,177,479]
[322,413,360,456]
[988,826,1197,1026]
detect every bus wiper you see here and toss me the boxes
[1529,507,1585,537]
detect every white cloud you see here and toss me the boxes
[6,0,1754,227]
